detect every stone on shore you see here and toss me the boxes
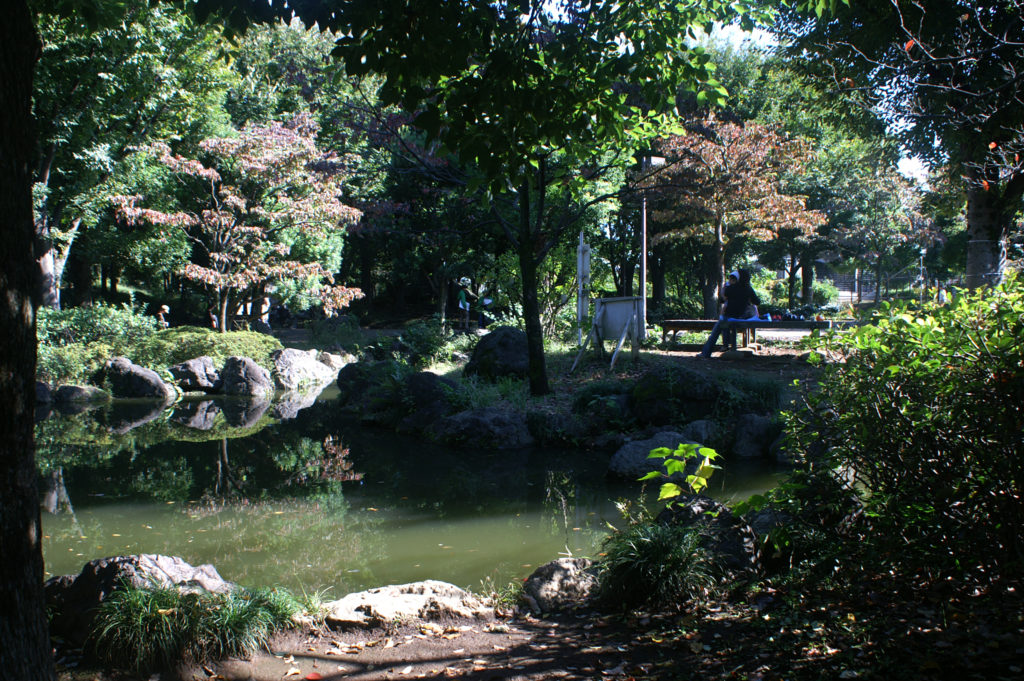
[323,580,493,629]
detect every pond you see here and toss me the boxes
[37,391,784,596]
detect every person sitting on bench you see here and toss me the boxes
[700,269,760,358]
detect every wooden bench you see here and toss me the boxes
[659,319,855,347]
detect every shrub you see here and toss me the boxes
[310,315,364,351]
[37,302,161,383]
[786,280,1024,573]
[130,326,282,371]
[90,584,300,674]
[38,301,159,349]
[595,512,720,612]
[37,342,115,385]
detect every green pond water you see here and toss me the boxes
[37,392,782,595]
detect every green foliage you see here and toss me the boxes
[809,278,839,306]
[37,302,160,383]
[641,443,721,499]
[37,342,115,385]
[38,302,159,349]
[131,326,282,371]
[310,315,364,352]
[715,370,783,415]
[595,507,720,612]
[786,281,1024,572]
[90,584,300,673]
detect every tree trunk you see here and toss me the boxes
[705,218,726,318]
[517,183,550,396]
[650,245,666,311]
[964,183,1009,289]
[0,5,55,679]
[801,259,814,305]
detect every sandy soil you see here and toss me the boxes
[199,612,667,681]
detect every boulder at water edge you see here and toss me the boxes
[45,554,234,646]
[522,557,597,614]
[169,356,221,393]
[271,347,339,391]
[97,356,176,402]
[221,356,275,398]
[429,407,535,449]
[324,580,493,628]
[608,431,699,481]
[463,326,529,381]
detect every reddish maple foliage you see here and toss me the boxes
[112,115,363,329]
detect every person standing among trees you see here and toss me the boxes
[700,269,759,358]
[456,276,476,331]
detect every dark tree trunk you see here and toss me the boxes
[801,259,814,305]
[66,249,93,306]
[650,245,666,311]
[701,242,720,319]
[517,183,550,396]
[964,182,1011,290]
[0,4,55,680]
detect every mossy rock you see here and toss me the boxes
[631,365,721,426]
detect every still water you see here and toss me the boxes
[38,393,782,596]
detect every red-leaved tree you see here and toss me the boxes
[651,117,825,316]
[112,115,362,330]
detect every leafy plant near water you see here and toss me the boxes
[37,301,160,383]
[641,443,721,499]
[595,445,724,611]
[786,279,1024,573]
[90,584,301,673]
[595,507,721,612]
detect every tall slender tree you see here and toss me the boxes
[776,0,1024,288]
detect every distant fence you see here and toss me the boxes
[829,272,937,304]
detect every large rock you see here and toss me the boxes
[397,371,463,433]
[656,495,760,579]
[731,413,779,458]
[522,558,597,614]
[221,356,275,398]
[52,384,110,405]
[169,356,221,394]
[631,366,721,426]
[324,580,493,629]
[463,326,529,381]
[36,381,52,404]
[430,407,535,449]
[272,348,339,391]
[98,356,176,402]
[317,350,355,371]
[45,555,234,646]
[608,431,698,481]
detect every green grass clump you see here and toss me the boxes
[595,513,720,612]
[90,584,300,674]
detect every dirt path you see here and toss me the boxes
[202,613,664,681]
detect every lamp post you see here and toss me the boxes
[639,153,665,335]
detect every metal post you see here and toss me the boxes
[640,191,647,335]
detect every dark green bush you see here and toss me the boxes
[131,326,282,371]
[37,303,161,383]
[38,302,159,348]
[786,280,1024,572]
[595,513,720,612]
[90,584,299,674]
